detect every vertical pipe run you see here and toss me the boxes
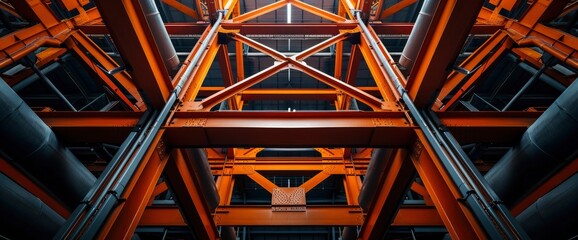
[399,0,440,71]
[139,0,180,72]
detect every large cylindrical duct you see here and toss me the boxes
[517,173,578,239]
[139,0,180,71]
[0,79,96,209]
[358,148,394,210]
[184,148,220,211]
[0,173,65,239]
[485,78,578,207]
[399,0,440,71]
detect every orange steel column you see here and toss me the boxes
[66,32,145,111]
[435,31,512,111]
[93,0,173,109]
[405,0,484,107]
[97,134,169,240]
[412,131,487,239]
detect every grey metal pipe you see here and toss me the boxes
[13,62,60,92]
[518,62,566,92]
[517,173,578,239]
[139,0,180,71]
[341,226,357,240]
[399,0,440,71]
[184,148,220,211]
[25,58,78,111]
[0,79,96,209]
[0,173,65,239]
[501,58,552,111]
[485,78,578,207]
[358,148,393,210]
[220,226,237,240]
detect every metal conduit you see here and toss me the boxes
[486,78,578,207]
[0,173,65,239]
[0,79,96,210]
[56,10,227,239]
[399,0,440,71]
[139,0,180,71]
[354,10,528,239]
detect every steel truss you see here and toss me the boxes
[1,0,577,239]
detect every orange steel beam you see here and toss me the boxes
[0,23,71,69]
[0,1,21,19]
[216,171,235,205]
[197,87,382,99]
[358,149,416,240]
[294,32,351,61]
[405,0,484,107]
[66,31,145,111]
[140,205,443,227]
[231,163,347,174]
[410,182,433,205]
[436,111,540,144]
[290,60,386,110]
[10,0,60,27]
[94,0,173,109]
[214,206,364,226]
[339,45,363,110]
[37,111,142,144]
[344,174,362,205]
[217,43,237,109]
[239,89,341,101]
[0,157,71,218]
[38,111,539,146]
[174,25,217,101]
[378,0,418,20]
[299,171,332,192]
[232,33,287,61]
[519,0,570,27]
[161,0,202,20]
[232,0,288,23]
[197,62,289,110]
[216,44,235,87]
[97,133,169,240]
[245,170,279,193]
[412,130,487,239]
[359,26,402,103]
[505,25,578,70]
[148,181,169,205]
[290,0,347,23]
[435,31,511,111]
[2,47,66,87]
[164,149,220,240]
[78,22,500,35]
[511,158,578,216]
